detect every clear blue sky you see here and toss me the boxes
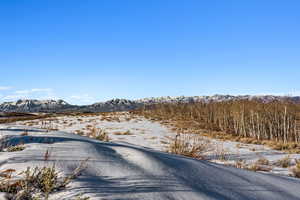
[1,0,299,105]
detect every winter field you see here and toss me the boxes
[0,112,300,199]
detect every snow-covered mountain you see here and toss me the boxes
[0,95,299,113]
[0,99,73,112]
[138,95,300,104]
[86,98,142,112]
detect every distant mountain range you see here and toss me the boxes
[0,95,299,113]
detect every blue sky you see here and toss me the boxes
[1,0,299,105]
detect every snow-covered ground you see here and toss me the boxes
[0,124,300,200]
[12,112,300,178]
[14,113,175,151]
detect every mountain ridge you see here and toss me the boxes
[0,95,299,113]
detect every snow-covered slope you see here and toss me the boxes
[0,99,72,112]
[0,125,300,200]
[87,98,141,112]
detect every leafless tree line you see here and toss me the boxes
[137,100,300,143]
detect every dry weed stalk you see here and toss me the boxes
[44,149,51,161]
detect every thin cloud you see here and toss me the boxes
[15,88,53,94]
[31,88,52,92]
[15,90,31,94]
[2,88,57,102]
[0,86,12,91]
[3,94,26,101]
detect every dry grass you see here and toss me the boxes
[86,124,93,129]
[0,113,53,124]
[0,169,16,179]
[256,157,270,166]
[168,120,300,153]
[247,163,272,172]
[269,142,300,153]
[40,120,59,132]
[113,130,132,135]
[87,126,110,142]
[167,134,213,159]
[74,194,91,200]
[6,145,25,152]
[226,158,272,172]
[275,155,292,168]
[233,159,247,169]
[75,130,85,136]
[0,159,89,199]
[100,113,121,122]
[202,131,300,153]
[244,157,273,172]
[291,159,300,178]
[213,143,229,161]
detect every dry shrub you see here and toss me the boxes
[244,157,272,172]
[168,134,213,159]
[228,158,272,172]
[234,159,247,169]
[256,157,269,166]
[247,163,272,172]
[25,122,35,126]
[213,143,229,161]
[0,165,62,199]
[0,169,16,179]
[75,130,85,136]
[101,113,121,122]
[6,145,25,152]
[275,155,292,168]
[88,126,110,142]
[113,130,132,135]
[75,194,90,200]
[40,120,59,132]
[0,159,89,199]
[86,124,93,129]
[291,159,300,178]
[269,142,300,153]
